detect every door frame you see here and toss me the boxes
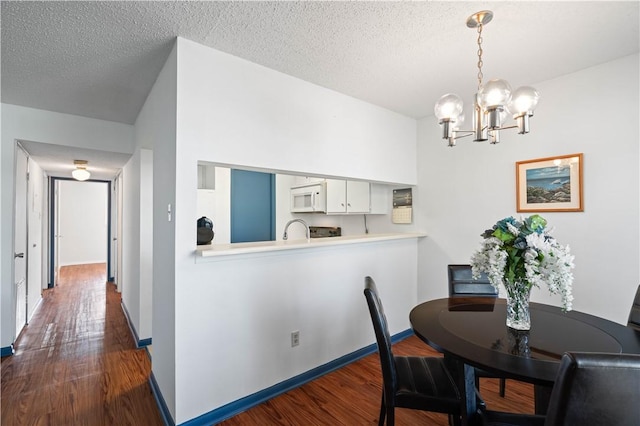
[48,177,113,288]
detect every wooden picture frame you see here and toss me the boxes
[516,153,583,212]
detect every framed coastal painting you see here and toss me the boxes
[516,153,583,212]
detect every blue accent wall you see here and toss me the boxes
[230,169,275,243]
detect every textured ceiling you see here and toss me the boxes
[1,1,639,177]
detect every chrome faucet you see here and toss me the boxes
[283,218,310,241]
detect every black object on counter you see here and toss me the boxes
[309,226,341,238]
[197,216,214,245]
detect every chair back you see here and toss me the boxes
[448,264,497,296]
[364,277,397,405]
[627,285,640,331]
[545,352,640,426]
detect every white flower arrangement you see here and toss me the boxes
[470,215,575,311]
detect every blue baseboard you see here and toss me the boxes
[121,302,152,348]
[1,345,14,357]
[150,371,176,426]
[138,337,152,347]
[172,328,413,426]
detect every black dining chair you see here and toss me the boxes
[627,284,640,331]
[448,264,506,397]
[478,351,640,426]
[364,276,462,426]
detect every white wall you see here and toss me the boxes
[139,150,153,340]
[167,37,419,423]
[122,152,141,338]
[182,239,418,423]
[138,42,178,422]
[1,104,134,347]
[58,180,108,266]
[175,38,417,185]
[122,148,153,342]
[416,54,640,324]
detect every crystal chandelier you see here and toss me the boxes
[434,11,540,147]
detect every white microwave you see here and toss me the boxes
[290,182,326,213]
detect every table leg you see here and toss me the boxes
[445,355,476,425]
[534,384,552,414]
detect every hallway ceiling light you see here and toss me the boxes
[72,160,91,181]
[434,10,540,147]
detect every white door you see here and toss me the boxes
[26,158,43,322]
[53,180,61,285]
[14,146,28,338]
[117,175,123,290]
[110,175,122,290]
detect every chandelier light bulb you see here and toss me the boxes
[508,86,540,116]
[478,79,512,109]
[434,93,464,121]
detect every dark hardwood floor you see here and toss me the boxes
[1,264,535,425]
[218,336,535,425]
[1,263,163,426]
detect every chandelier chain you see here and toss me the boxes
[476,24,484,90]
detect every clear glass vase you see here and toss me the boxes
[505,284,532,330]
[507,328,531,357]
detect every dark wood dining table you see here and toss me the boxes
[409,297,640,425]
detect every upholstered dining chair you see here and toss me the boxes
[448,264,506,397]
[364,276,462,426]
[478,352,640,426]
[627,284,640,331]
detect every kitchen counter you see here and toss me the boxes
[195,233,425,261]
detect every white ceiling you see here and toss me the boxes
[18,140,132,181]
[2,1,639,178]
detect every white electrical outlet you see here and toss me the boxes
[291,330,300,347]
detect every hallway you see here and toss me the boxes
[1,263,163,425]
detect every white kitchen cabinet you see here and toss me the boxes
[325,179,370,214]
[369,183,390,214]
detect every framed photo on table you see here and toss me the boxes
[516,153,583,212]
